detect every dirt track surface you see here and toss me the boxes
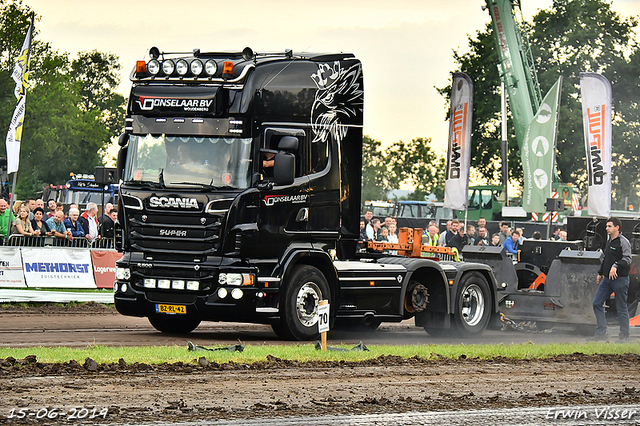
[1,304,640,425]
[2,353,640,425]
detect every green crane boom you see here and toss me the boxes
[485,0,542,148]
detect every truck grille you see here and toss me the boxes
[129,212,224,256]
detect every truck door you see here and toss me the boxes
[256,129,310,257]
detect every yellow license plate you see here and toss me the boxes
[155,304,187,315]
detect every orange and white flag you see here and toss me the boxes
[580,73,611,218]
[443,73,473,211]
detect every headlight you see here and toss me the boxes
[176,59,188,76]
[190,59,203,76]
[219,273,253,286]
[115,267,131,280]
[147,60,160,75]
[217,288,228,299]
[157,279,171,289]
[162,60,175,75]
[204,60,217,76]
[231,288,243,299]
[172,280,185,290]
[143,278,156,288]
[186,281,199,291]
[226,273,243,286]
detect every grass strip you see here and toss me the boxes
[0,342,638,364]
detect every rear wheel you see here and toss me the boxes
[148,315,201,334]
[454,272,491,337]
[272,265,330,341]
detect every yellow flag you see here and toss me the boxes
[6,19,33,174]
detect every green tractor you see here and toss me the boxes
[455,184,576,222]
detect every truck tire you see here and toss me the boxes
[148,315,201,334]
[272,265,330,341]
[453,272,491,337]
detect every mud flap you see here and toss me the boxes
[414,310,450,329]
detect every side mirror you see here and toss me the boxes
[118,133,129,147]
[117,146,128,181]
[274,152,295,185]
[278,136,298,152]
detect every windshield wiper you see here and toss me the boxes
[127,180,164,189]
[169,182,222,190]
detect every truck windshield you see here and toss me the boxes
[124,134,252,189]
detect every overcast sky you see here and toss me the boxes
[19,0,640,157]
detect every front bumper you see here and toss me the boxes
[113,253,281,324]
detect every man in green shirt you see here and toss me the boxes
[0,199,13,239]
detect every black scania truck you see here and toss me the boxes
[113,47,499,340]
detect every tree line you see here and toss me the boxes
[362,135,446,202]
[0,0,124,199]
[438,0,640,210]
[4,0,639,209]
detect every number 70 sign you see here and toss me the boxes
[318,301,330,333]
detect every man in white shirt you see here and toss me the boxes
[79,203,100,241]
[365,218,381,241]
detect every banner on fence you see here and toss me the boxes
[0,247,26,288]
[91,250,122,289]
[22,248,96,288]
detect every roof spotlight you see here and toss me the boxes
[176,59,189,76]
[147,59,160,75]
[204,60,218,76]
[190,59,203,76]
[162,60,175,75]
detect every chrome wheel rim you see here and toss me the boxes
[296,282,321,327]
[461,284,485,327]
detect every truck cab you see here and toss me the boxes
[113,47,499,340]
[114,48,366,338]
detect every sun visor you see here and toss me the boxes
[129,85,222,117]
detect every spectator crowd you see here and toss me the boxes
[0,197,118,247]
[360,210,569,261]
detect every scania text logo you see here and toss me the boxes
[159,229,187,237]
[149,196,198,209]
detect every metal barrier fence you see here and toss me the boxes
[3,235,115,250]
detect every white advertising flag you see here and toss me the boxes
[5,18,33,174]
[443,73,473,210]
[580,73,612,217]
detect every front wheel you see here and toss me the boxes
[454,272,491,337]
[148,314,201,334]
[272,265,330,341]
